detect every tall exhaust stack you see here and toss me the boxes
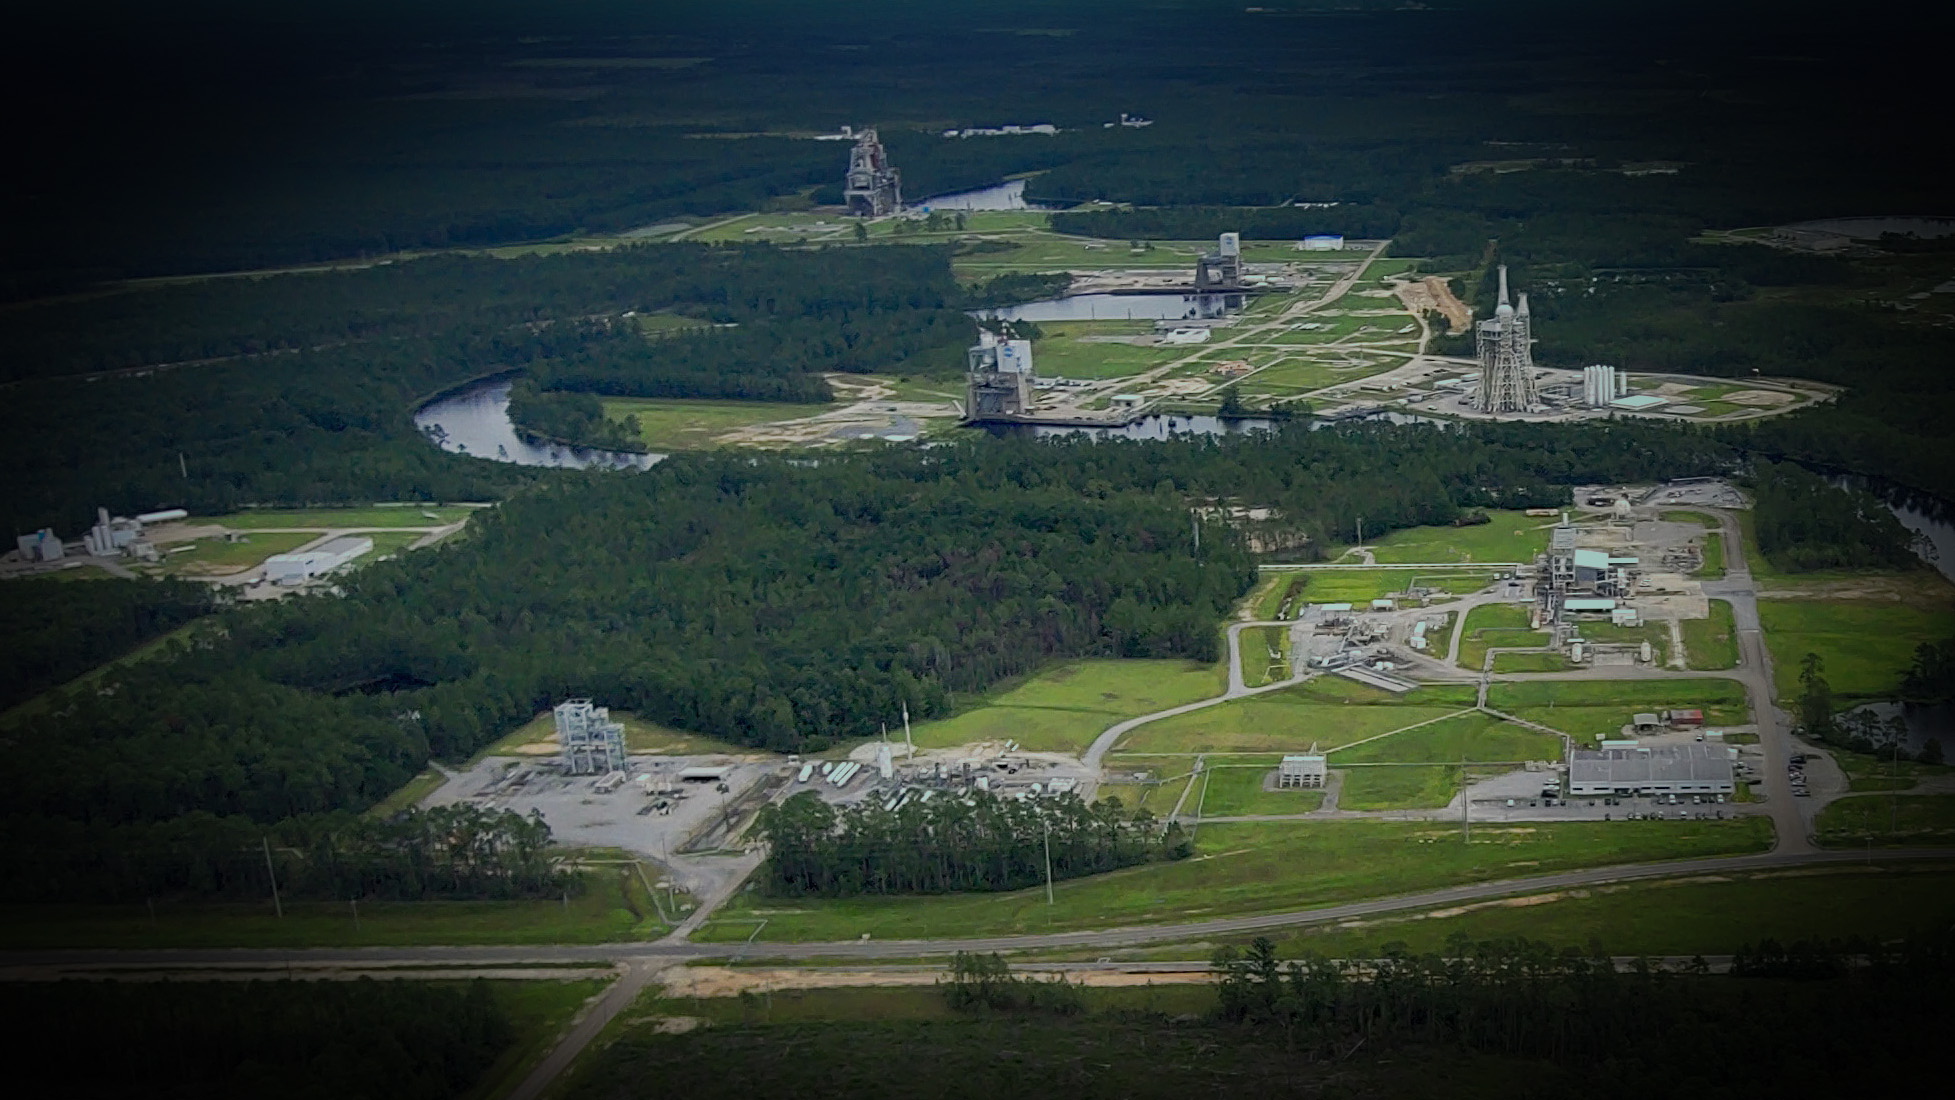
[1497,264,1511,309]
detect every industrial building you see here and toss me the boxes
[1277,753,1328,789]
[964,331,1036,419]
[842,128,901,216]
[1194,232,1245,289]
[555,699,627,776]
[15,529,64,562]
[264,536,373,585]
[1582,364,1629,408]
[1473,265,1539,414]
[1567,743,1735,798]
[1300,234,1344,251]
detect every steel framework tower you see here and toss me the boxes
[1473,265,1539,413]
[842,128,901,216]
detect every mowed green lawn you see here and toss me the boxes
[1759,599,1955,700]
[1272,568,1494,604]
[602,397,833,449]
[0,868,668,949]
[1255,864,1955,959]
[159,530,319,575]
[1194,766,1325,817]
[1684,600,1739,670]
[1490,678,1749,744]
[1458,603,1546,668]
[909,659,1227,753]
[188,505,479,528]
[1816,794,1955,847]
[1337,765,1463,810]
[1331,712,1560,764]
[1118,689,1461,754]
[696,817,1774,943]
[1367,511,1552,564]
[1239,625,1290,688]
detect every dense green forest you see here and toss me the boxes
[757,790,1184,897]
[5,979,517,1100]
[1750,460,1917,573]
[0,577,210,712]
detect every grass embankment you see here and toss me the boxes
[1366,511,1551,565]
[185,505,480,529]
[696,817,1775,943]
[1816,794,1955,847]
[1758,599,1955,701]
[1684,600,1739,670]
[601,397,836,449]
[908,659,1226,754]
[1457,603,1546,669]
[0,868,669,949]
[484,710,758,758]
[1236,863,1955,960]
[1488,680,1750,746]
[1238,625,1290,688]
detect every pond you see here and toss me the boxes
[413,378,664,470]
[913,179,1056,212]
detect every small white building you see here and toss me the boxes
[264,536,374,585]
[1277,754,1328,789]
[1300,235,1345,251]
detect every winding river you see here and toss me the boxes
[413,378,663,470]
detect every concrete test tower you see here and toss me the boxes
[843,128,902,216]
[1473,265,1540,414]
[965,331,1035,419]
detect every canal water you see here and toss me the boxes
[413,378,663,471]
[913,179,1056,212]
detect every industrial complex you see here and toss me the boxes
[841,128,901,216]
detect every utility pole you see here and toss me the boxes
[1042,817,1055,906]
[351,899,360,931]
[1460,751,1470,844]
[262,836,282,919]
[1192,513,1201,553]
[179,452,188,479]
[1356,516,1364,548]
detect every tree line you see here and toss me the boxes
[0,576,210,712]
[1050,204,1400,243]
[756,790,1186,897]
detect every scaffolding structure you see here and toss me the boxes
[842,128,901,216]
[555,699,626,776]
[1473,265,1540,413]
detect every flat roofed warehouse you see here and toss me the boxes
[1567,743,1735,798]
[1277,754,1327,788]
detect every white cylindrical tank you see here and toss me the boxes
[136,508,189,525]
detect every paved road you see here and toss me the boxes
[8,848,1947,976]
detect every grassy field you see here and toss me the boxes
[1490,679,1750,744]
[1661,510,1717,527]
[1367,511,1551,564]
[155,530,318,575]
[1758,599,1955,700]
[1337,765,1463,810]
[485,710,760,758]
[601,397,833,449]
[1245,864,1955,959]
[1331,712,1560,764]
[908,659,1226,753]
[1270,568,1494,605]
[1458,603,1546,669]
[1684,600,1739,670]
[1492,652,1568,673]
[1697,532,1726,578]
[0,868,668,949]
[1816,794,1955,847]
[1029,322,1186,381]
[1194,766,1326,816]
[188,505,479,528]
[695,817,1774,943]
[1253,573,1308,619]
[1118,690,1461,754]
[1238,625,1290,688]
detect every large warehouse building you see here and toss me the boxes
[1567,743,1735,798]
[264,536,374,585]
